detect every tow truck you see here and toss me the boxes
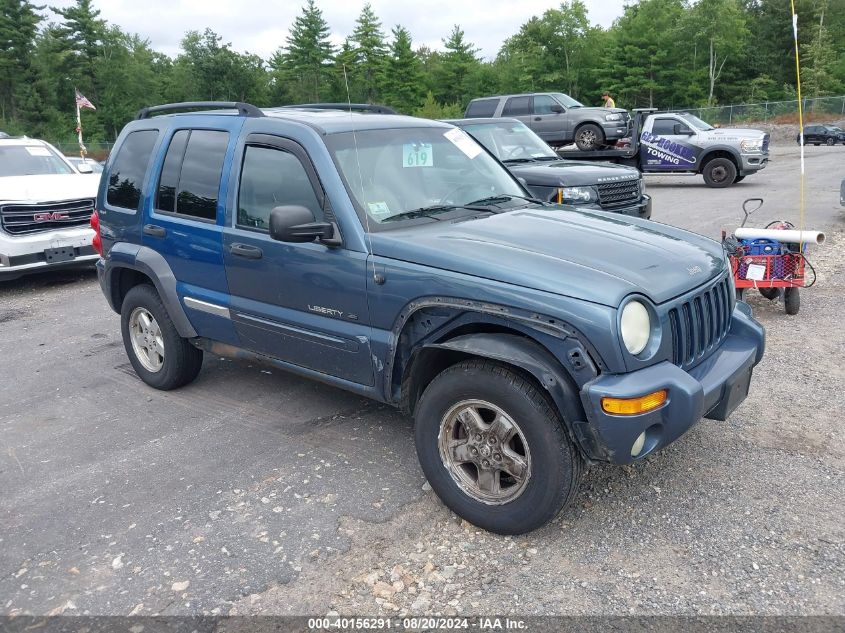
[558,108,769,188]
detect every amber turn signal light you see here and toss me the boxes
[601,390,667,415]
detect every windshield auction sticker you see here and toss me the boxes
[444,128,482,159]
[403,143,433,167]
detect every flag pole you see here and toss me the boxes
[76,101,86,159]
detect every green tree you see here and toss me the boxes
[348,3,387,102]
[50,0,106,97]
[381,26,424,113]
[801,0,842,97]
[270,0,335,103]
[688,0,748,105]
[0,0,43,122]
[601,0,687,108]
[435,25,481,106]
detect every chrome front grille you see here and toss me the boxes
[668,274,734,369]
[596,179,640,208]
[0,199,94,235]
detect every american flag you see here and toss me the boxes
[75,89,96,110]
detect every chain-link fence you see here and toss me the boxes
[53,141,115,161]
[669,95,845,125]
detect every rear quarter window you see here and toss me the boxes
[106,130,159,211]
[465,99,498,118]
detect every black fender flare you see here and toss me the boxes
[415,332,608,461]
[104,243,197,338]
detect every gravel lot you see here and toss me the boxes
[1,144,844,619]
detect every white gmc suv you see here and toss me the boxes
[0,137,100,281]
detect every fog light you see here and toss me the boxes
[631,432,646,457]
[601,389,667,415]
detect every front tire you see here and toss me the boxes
[574,123,605,151]
[121,284,203,390]
[414,360,582,535]
[702,157,737,188]
[826,137,835,146]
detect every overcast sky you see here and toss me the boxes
[46,0,625,61]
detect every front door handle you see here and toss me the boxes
[229,243,263,260]
[143,224,166,238]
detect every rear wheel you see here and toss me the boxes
[702,157,737,188]
[758,287,779,301]
[414,360,582,535]
[784,287,800,315]
[574,123,605,151]
[121,284,203,390]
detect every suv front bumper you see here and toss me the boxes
[0,227,97,281]
[579,303,765,464]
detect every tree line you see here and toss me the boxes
[1,0,844,144]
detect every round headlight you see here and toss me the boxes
[620,300,651,355]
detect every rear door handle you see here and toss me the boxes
[534,117,542,121]
[143,224,166,238]
[229,243,263,260]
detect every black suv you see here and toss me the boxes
[797,124,845,146]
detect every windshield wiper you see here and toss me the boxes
[467,194,548,207]
[381,204,488,223]
[532,156,562,162]
[501,157,537,164]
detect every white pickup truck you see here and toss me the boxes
[0,137,100,281]
[560,108,770,188]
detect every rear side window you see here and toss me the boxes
[502,96,530,116]
[465,99,498,118]
[238,145,323,231]
[155,129,229,221]
[651,119,677,136]
[107,130,159,211]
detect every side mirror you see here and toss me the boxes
[673,123,693,136]
[550,104,565,114]
[77,162,93,174]
[269,205,337,245]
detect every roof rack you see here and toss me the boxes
[135,101,264,120]
[279,103,398,115]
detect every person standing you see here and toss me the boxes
[602,91,616,108]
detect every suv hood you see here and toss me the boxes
[371,207,725,307]
[507,160,640,188]
[0,174,100,202]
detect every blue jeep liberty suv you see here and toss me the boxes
[93,101,765,534]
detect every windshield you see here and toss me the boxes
[0,144,75,176]
[679,113,715,131]
[551,92,583,108]
[460,121,558,162]
[325,126,526,228]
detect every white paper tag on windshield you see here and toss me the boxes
[403,143,433,168]
[367,201,392,217]
[746,263,766,281]
[26,146,51,157]
[444,128,481,159]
